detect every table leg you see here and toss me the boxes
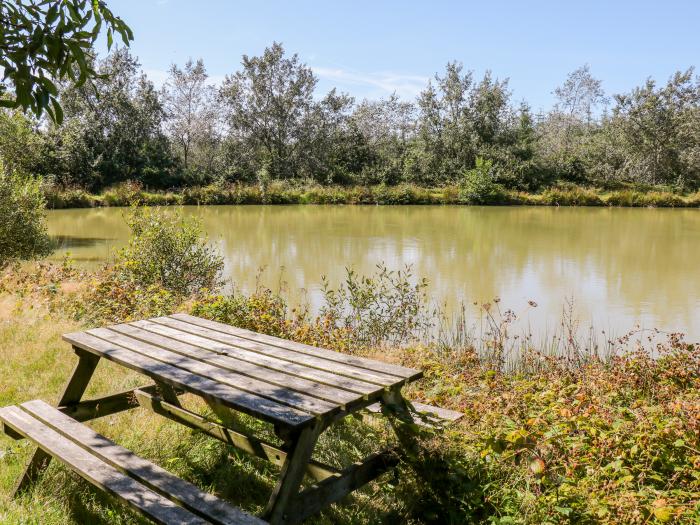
[381,388,420,459]
[263,422,322,525]
[155,381,182,408]
[13,348,100,497]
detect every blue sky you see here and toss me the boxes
[106,0,700,111]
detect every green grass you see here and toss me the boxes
[43,181,700,209]
[0,308,406,524]
[1,263,699,524]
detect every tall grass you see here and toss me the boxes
[43,180,700,209]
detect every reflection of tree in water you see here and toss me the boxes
[46,205,700,339]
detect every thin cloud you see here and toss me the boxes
[312,66,428,99]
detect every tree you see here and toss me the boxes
[554,64,607,125]
[46,49,171,189]
[163,59,220,179]
[0,170,51,268]
[352,94,416,184]
[0,0,131,122]
[408,63,513,184]
[611,69,700,186]
[219,42,317,180]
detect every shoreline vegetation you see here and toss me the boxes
[45,181,700,209]
[1,209,698,524]
[5,45,700,215]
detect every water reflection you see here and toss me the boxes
[46,205,700,341]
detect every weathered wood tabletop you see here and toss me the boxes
[17,313,425,524]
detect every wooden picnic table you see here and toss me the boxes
[7,313,428,524]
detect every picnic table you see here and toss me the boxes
[0,314,460,524]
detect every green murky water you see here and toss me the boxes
[46,205,700,341]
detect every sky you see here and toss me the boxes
[105,0,700,112]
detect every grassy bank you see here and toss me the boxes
[44,181,700,209]
[1,256,698,524]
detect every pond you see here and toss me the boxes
[46,205,700,342]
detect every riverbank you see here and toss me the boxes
[1,258,698,524]
[44,181,700,209]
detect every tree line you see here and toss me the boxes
[2,42,700,192]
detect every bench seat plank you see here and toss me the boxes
[63,331,314,429]
[20,400,263,525]
[0,406,210,525]
[365,401,463,425]
[171,314,422,381]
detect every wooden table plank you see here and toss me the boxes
[149,317,404,387]
[172,313,422,381]
[87,328,339,417]
[130,320,384,396]
[21,400,264,525]
[63,331,314,429]
[109,323,362,407]
[0,406,210,525]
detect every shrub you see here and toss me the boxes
[459,158,508,204]
[102,180,147,207]
[539,185,604,206]
[0,170,52,268]
[114,207,224,297]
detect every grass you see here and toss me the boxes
[43,181,700,209]
[0,256,698,524]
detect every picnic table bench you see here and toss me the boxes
[1,313,462,524]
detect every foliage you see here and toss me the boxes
[113,207,224,297]
[0,169,51,268]
[459,158,508,204]
[0,0,131,122]
[43,49,171,190]
[6,41,700,194]
[2,259,699,524]
[319,264,432,348]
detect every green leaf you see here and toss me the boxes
[51,98,63,125]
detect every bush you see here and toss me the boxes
[102,180,146,206]
[114,207,224,296]
[539,185,604,206]
[0,170,52,268]
[459,158,508,204]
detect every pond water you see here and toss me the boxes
[46,205,700,342]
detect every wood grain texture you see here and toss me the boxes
[108,323,362,407]
[0,406,211,525]
[20,400,264,525]
[63,330,314,429]
[86,327,338,416]
[148,317,403,387]
[171,314,422,381]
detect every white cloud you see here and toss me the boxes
[144,64,427,100]
[312,66,428,100]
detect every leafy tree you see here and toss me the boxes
[0,107,44,175]
[611,69,700,187]
[352,94,416,184]
[459,157,506,204]
[0,169,51,268]
[46,49,171,189]
[554,64,608,125]
[0,0,131,122]
[219,42,317,180]
[163,59,220,181]
[301,88,368,184]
